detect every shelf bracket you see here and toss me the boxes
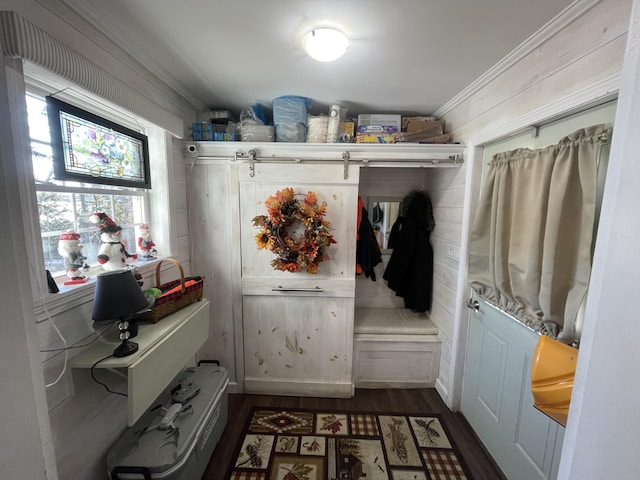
[342,151,350,179]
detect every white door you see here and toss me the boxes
[461,102,616,479]
[462,296,565,479]
[238,163,360,397]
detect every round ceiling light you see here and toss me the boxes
[302,28,349,62]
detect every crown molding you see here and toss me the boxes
[435,0,604,118]
[0,10,184,136]
[59,0,206,112]
[470,73,619,146]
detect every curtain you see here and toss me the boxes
[468,125,605,341]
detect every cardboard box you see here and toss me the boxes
[395,132,450,143]
[338,121,355,143]
[405,119,444,135]
[357,114,402,130]
[356,125,399,134]
[191,123,236,141]
[213,132,236,141]
[402,115,436,130]
[356,132,396,144]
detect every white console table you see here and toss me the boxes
[70,299,210,425]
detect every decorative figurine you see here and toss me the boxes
[57,230,90,284]
[137,223,156,260]
[89,212,137,271]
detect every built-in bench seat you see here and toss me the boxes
[353,308,441,388]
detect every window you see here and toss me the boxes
[26,93,149,279]
[46,96,151,188]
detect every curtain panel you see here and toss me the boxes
[468,125,605,341]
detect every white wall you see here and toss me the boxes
[0,54,56,480]
[435,0,639,478]
[0,4,198,479]
[426,166,466,398]
[559,0,640,477]
[436,0,631,411]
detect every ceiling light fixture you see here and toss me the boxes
[302,28,349,62]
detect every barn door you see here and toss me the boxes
[238,163,360,397]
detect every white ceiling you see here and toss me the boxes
[67,0,575,117]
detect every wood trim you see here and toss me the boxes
[446,81,620,412]
[0,11,183,136]
[243,378,354,398]
[435,0,604,118]
[469,74,619,146]
[59,0,205,111]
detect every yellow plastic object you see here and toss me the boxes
[531,335,578,427]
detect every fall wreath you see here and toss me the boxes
[252,188,336,273]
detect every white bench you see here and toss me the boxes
[353,308,441,388]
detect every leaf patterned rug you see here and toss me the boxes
[224,407,474,480]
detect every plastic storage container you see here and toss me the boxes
[272,95,311,142]
[107,363,229,480]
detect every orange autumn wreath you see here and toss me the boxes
[252,188,336,274]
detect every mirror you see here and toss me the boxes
[368,197,401,254]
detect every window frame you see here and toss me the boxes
[27,90,152,284]
[19,80,173,321]
[45,96,152,189]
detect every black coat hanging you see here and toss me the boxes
[383,189,435,312]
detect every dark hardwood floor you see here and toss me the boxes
[203,388,506,480]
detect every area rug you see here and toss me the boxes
[224,407,474,480]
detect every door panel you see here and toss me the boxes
[476,327,507,420]
[238,164,359,396]
[242,295,354,396]
[462,297,564,480]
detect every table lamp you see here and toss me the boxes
[92,269,150,358]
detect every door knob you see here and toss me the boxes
[466,298,480,312]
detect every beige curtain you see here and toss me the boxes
[468,125,605,341]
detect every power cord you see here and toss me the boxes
[40,323,113,353]
[90,353,128,397]
[39,293,69,388]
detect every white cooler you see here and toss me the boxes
[107,363,229,480]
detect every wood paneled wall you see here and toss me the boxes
[41,137,193,479]
[444,0,631,139]
[436,0,632,409]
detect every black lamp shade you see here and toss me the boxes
[92,270,149,321]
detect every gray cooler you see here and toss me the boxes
[107,363,229,480]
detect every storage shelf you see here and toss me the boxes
[70,299,210,425]
[184,141,465,166]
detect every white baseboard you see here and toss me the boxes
[435,378,452,410]
[244,378,353,398]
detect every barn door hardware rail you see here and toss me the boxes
[234,149,257,177]
[196,142,465,178]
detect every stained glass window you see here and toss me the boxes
[47,96,151,189]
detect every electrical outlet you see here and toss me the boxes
[445,243,460,261]
[442,341,452,361]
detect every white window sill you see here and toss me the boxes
[34,256,170,323]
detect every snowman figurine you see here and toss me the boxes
[57,230,89,284]
[89,212,137,271]
[137,223,156,260]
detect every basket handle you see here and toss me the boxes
[155,258,186,293]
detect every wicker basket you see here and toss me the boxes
[141,258,204,323]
